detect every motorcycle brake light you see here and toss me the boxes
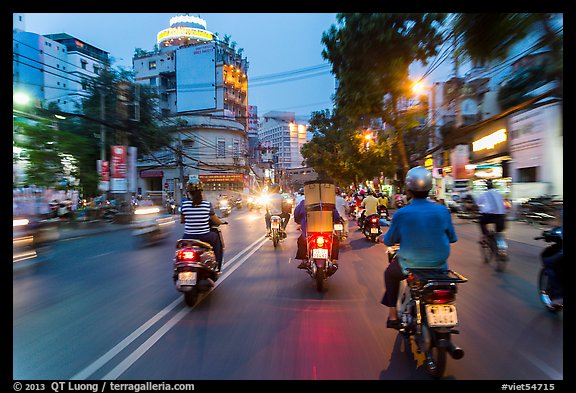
[316,236,325,247]
[371,217,379,223]
[426,289,455,304]
[177,248,199,261]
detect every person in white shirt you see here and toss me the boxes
[476,179,506,242]
[334,187,350,238]
[265,183,290,236]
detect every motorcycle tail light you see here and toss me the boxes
[316,236,325,247]
[425,289,455,304]
[176,248,199,261]
[371,217,379,223]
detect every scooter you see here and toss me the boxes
[302,231,338,292]
[173,224,227,307]
[389,245,469,379]
[270,215,286,248]
[534,226,563,312]
[362,213,381,242]
[218,199,232,217]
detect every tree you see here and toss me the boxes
[321,13,447,180]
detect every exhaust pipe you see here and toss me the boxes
[447,341,464,359]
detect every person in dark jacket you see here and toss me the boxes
[293,198,342,269]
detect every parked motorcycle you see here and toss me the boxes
[362,214,381,242]
[173,224,227,307]
[270,215,286,248]
[534,226,563,312]
[388,245,468,379]
[302,232,338,292]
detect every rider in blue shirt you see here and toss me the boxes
[380,166,458,329]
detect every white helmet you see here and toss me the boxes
[405,166,432,192]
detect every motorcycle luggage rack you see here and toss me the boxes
[176,239,213,250]
[405,268,468,284]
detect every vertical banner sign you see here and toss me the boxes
[110,145,127,193]
[98,160,110,192]
[128,146,138,193]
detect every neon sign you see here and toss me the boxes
[157,27,214,44]
[472,128,507,152]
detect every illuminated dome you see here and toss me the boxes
[157,14,214,49]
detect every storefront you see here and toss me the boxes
[198,174,245,192]
[468,118,512,201]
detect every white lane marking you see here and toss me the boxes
[70,235,265,380]
[102,237,268,380]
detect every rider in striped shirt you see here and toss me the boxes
[180,179,226,271]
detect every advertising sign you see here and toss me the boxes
[98,160,109,192]
[110,145,127,193]
[176,43,216,113]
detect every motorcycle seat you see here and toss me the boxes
[176,239,213,250]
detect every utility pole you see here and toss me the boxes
[452,28,463,128]
[177,132,185,202]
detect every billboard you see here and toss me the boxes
[110,145,127,193]
[176,43,216,113]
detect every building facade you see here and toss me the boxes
[132,15,251,199]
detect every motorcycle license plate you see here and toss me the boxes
[425,304,458,327]
[370,227,379,234]
[177,271,197,286]
[334,223,343,231]
[271,222,280,229]
[312,248,328,259]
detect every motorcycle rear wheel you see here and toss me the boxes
[425,346,447,379]
[272,230,279,248]
[184,288,199,307]
[315,267,325,292]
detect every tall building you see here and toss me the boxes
[258,111,309,170]
[132,14,251,197]
[13,29,109,114]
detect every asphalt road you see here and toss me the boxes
[12,208,563,381]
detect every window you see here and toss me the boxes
[217,138,226,158]
[81,59,87,70]
[149,61,157,70]
[150,77,157,86]
[233,139,240,157]
[517,167,538,182]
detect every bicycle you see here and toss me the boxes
[480,229,508,272]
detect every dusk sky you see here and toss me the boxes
[23,13,454,121]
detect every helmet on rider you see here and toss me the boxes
[405,166,432,193]
[359,189,366,196]
[186,177,203,192]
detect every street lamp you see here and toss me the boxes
[13,92,31,106]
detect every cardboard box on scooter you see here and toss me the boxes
[304,180,335,233]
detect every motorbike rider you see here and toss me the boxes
[293,197,342,270]
[334,187,350,238]
[379,166,458,329]
[476,179,506,243]
[264,183,290,237]
[360,189,379,230]
[180,178,227,272]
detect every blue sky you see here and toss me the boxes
[23,13,454,121]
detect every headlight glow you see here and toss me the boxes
[13,219,30,227]
[134,207,160,215]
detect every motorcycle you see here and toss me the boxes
[333,219,346,241]
[302,231,338,292]
[388,245,468,379]
[362,213,381,242]
[132,205,174,246]
[233,197,243,209]
[13,216,60,263]
[356,207,366,229]
[270,215,286,248]
[534,226,563,312]
[218,199,232,217]
[173,224,227,307]
[479,228,508,272]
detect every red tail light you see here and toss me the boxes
[425,289,455,304]
[176,248,199,261]
[310,234,331,248]
[371,217,379,223]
